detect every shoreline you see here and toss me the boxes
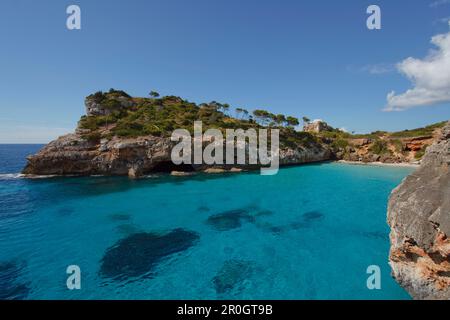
[336,160,420,168]
[4,159,420,180]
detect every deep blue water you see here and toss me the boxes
[0,144,413,299]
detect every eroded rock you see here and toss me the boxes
[388,120,450,299]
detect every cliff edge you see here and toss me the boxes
[388,120,450,299]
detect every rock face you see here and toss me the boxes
[22,96,332,176]
[335,135,436,164]
[303,120,332,133]
[22,134,175,176]
[387,121,450,299]
[85,93,135,116]
[22,132,332,176]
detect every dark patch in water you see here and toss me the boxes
[302,211,324,221]
[99,228,199,280]
[198,206,210,212]
[206,209,255,231]
[256,210,325,235]
[267,225,288,234]
[109,213,132,222]
[0,260,30,300]
[212,259,253,295]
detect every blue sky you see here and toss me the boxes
[0,0,449,143]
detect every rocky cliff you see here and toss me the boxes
[22,91,332,177]
[387,121,450,299]
[22,132,331,177]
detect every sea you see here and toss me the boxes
[0,144,413,299]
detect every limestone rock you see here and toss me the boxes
[387,120,450,300]
[204,168,226,174]
[303,120,333,133]
[171,171,195,176]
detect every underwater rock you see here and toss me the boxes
[198,206,210,212]
[212,259,253,295]
[256,210,324,235]
[0,260,30,300]
[206,209,255,231]
[302,211,324,221]
[99,228,199,280]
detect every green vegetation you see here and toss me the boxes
[78,90,314,148]
[369,139,392,155]
[391,139,404,153]
[149,91,160,98]
[414,145,429,160]
[331,139,349,150]
[388,122,446,138]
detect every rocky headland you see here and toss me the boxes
[387,120,450,299]
[22,90,331,177]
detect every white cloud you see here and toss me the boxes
[384,30,450,111]
[360,63,394,75]
[430,0,450,8]
[438,17,450,24]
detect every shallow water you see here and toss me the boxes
[0,144,413,299]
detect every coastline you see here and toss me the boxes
[336,160,420,168]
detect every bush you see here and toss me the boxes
[369,140,391,155]
[78,116,99,130]
[391,139,404,153]
[83,131,102,143]
[415,145,429,160]
[332,139,349,150]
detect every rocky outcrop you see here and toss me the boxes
[85,92,135,116]
[387,121,450,299]
[23,134,175,177]
[303,120,333,133]
[23,92,333,177]
[22,132,332,177]
[335,136,436,164]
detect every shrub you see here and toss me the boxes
[391,139,404,153]
[78,116,99,130]
[415,145,429,160]
[83,131,102,143]
[332,139,349,150]
[369,139,391,155]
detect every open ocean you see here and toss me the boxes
[0,144,413,299]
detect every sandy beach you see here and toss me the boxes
[336,160,420,168]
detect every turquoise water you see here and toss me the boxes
[0,145,413,299]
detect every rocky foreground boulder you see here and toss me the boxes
[388,121,450,299]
